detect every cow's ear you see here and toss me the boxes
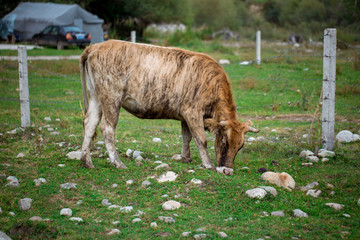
[204,119,221,134]
[244,120,260,133]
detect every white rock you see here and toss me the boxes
[60,208,72,216]
[258,186,278,197]
[245,188,267,199]
[322,158,329,162]
[343,214,351,218]
[121,206,133,213]
[150,222,158,229]
[112,221,120,224]
[299,150,314,159]
[19,198,32,211]
[29,216,43,221]
[133,150,142,159]
[17,153,25,158]
[112,184,118,188]
[132,218,141,223]
[126,149,133,157]
[161,194,169,198]
[162,200,181,211]
[357,198,360,205]
[44,117,51,121]
[218,232,228,238]
[95,141,104,145]
[191,179,203,185]
[60,182,77,189]
[293,209,308,218]
[325,203,344,210]
[318,149,335,158]
[154,160,162,164]
[133,210,145,217]
[158,216,175,223]
[153,138,162,143]
[157,171,178,182]
[108,205,122,209]
[336,130,355,142]
[194,234,207,239]
[6,176,20,187]
[9,212,15,216]
[102,199,112,206]
[181,231,191,237]
[172,154,182,160]
[188,170,195,173]
[76,200,82,205]
[301,162,313,166]
[126,179,134,185]
[216,166,233,176]
[58,164,65,167]
[0,231,12,240]
[142,180,151,187]
[135,155,143,162]
[50,131,60,135]
[106,229,120,235]
[47,127,54,132]
[155,163,170,170]
[261,171,295,191]
[241,167,250,170]
[306,155,319,162]
[219,59,230,64]
[300,182,319,192]
[352,134,360,141]
[306,189,322,198]
[271,211,285,217]
[260,212,269,217]
[247,137,256,142]
[34,178,47,186]
[70,217,83,222]
[66,151,82,160]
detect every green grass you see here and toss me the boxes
[0,41,359,239]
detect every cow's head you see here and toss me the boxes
[205,119,260,168]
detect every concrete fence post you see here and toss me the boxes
[322,28,337,150]
[17,46,30,127]
[256,30,261,65]
[131,31,136,43]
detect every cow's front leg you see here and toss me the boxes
[181,121,193,163]
[99,110,127,169]
[186,120,215,170]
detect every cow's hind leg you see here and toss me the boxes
[99,105,127,169]
[81,97,101,168]
[181,121,193,163]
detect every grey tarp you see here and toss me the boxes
[0,2,104,43]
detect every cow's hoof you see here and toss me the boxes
[181,157,193,163]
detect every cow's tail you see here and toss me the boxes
[80,48,90,115]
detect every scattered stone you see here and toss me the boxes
[293,209,308,218]
[153,138,162,143]
[58,164,65,167]
[29,216,43,221]
[191,179,203,185]
[102,199,112,206]
[161,194,169,198]
[135,155,143,162]
[108,205,121,209]
[76,200,83,205]
[194,234,207,239]
[0,231,12,240]
[154,160,162,164]
[133,150,142,159]
[172,154,182,161]
[247,137,256,142]
[343,214,351,218]
[330,191,335,195]
[357,198,360,205]
[256,167,268,173]
[0,207,2,213]
[6,176,20,187]
[19,198,32,211]
[155,232,172,237]
[142,180,151,187]
[106,229,120,236]
[133,210,145,217]
[336,130,359,143]
[56,118,60,121]
[216,166,233,176]
[301,162,313,166]
[306,156,319,162]
[60,208,72,216]
[318,149,335,158]
[187,170,195,173]
[60,182,77,189]
[260,212,269,217]
[121,206,133,213]
[66,151,82,160]
[112,184,118,188]
[300,182,319,192]
[50,131,60,135]
[299,150,314,159]
[241,167,249,171]
[126,149,133,157]
[132,218,141,223]
[158,216,175,223]
[181,231,191,237]
[150,222,158,228]
[157,171,178,182]
[126,179,134,185]
[34,178,47,186]
[47,127,54,132]
[218,232,228,238]
[271,211,285,217]
[245,188,267,199]
[9,212,15,216]
[162,200,181,211]
[196,228,205,232]
[306,189,322,198]
[112,221,120,224]
[70,217,83,222]
[17,153,25,158]
[261,171,295,191]
[321,158,329,162]
[219,59,230,64]
[44,117,51,121]
[325,203,344,210]
[155,163,170,170]
[258,186,278,197]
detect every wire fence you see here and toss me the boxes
[0,33,359,141]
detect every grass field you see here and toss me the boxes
[0,41,359,239]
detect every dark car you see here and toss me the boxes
[32,25,91,50]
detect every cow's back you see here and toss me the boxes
[83,40,233,121]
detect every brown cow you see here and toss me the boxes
[80,40,259,171]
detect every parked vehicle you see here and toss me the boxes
[32,25,91,50]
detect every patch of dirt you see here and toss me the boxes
[9,222,58,239]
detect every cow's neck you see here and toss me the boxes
[214,86,237,122]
